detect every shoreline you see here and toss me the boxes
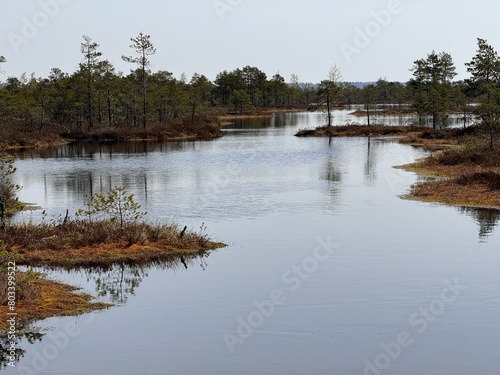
[0,273,111,334]
[295,124,432,138]
[2,121,224,150]
[397,156,500,210]
[0,237,224,335]
[1,220,226,335]
[218,107,308,123]
[13,240,226,269]
[295,123,500,210]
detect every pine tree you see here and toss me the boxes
[122,33,156,129]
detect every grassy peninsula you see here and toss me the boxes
[400,142,500,209]
[0,186,225,334]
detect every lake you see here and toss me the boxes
[5,111,500,375]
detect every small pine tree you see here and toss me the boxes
[77,186,146,228]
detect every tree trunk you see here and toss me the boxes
[87,74,93,131]
[326,91,331,126]
[0,201,5,229]
[142,64,147,130]
[490,125,494,150]
[97,90,102,125]
[191,102,197,124]
[107,89,112,127]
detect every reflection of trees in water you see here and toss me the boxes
[33,170,151,216]
[0,330,44,369]
[323,137,380,188]
[321,144,343,210]
[364,137,377,186]
[47,171,150,201]
[92,264,147,304]
[322,158,342,183]
[230,113,298,130]
[84,254,210,304]
[0,254,210,368]
[459,207,500,241]
[14,141,190,160]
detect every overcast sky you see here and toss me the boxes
[1,0,499,83]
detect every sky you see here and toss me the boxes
[1,0,499,84]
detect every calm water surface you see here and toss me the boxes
[5,112,500,375]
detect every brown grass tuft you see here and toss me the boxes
[295,125,430,138]
[456,172,500,190]
[0,270,110,334]
[0,219,225,269]
[424,146,500,167]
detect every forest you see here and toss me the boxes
[0,35,499,148]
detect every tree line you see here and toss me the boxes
[0,33,318,134]
[0,35,499,144]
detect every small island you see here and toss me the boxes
[0,185,225,334]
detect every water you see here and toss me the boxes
[4,112,500,375]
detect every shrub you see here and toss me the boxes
[0,145,22,227]
[456,171,500,190]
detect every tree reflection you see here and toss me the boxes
[364,137,377,185]
[12,140,200,160]
[321,142,343,211]
[91,264,147,304]
[0,254,210,368]
[459,207,500,241]
[82,254,210,304]
[321,158,342,183]
[0,329,44,369]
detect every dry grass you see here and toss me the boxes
[219,114,274,120]
[408,175,500,208]
[0,270,110,334]
[456,172,500,190]
[349,108,418,117]
[0,216,223,333]
[400,136,500,209]
[0,220,225,269]
[423,146,500,168]
[295,124,429,138]
[70,121,223,143]
[0,122,65,148]
[1,118,223,149]
[294,124,481,149]
[218,106,307,120]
